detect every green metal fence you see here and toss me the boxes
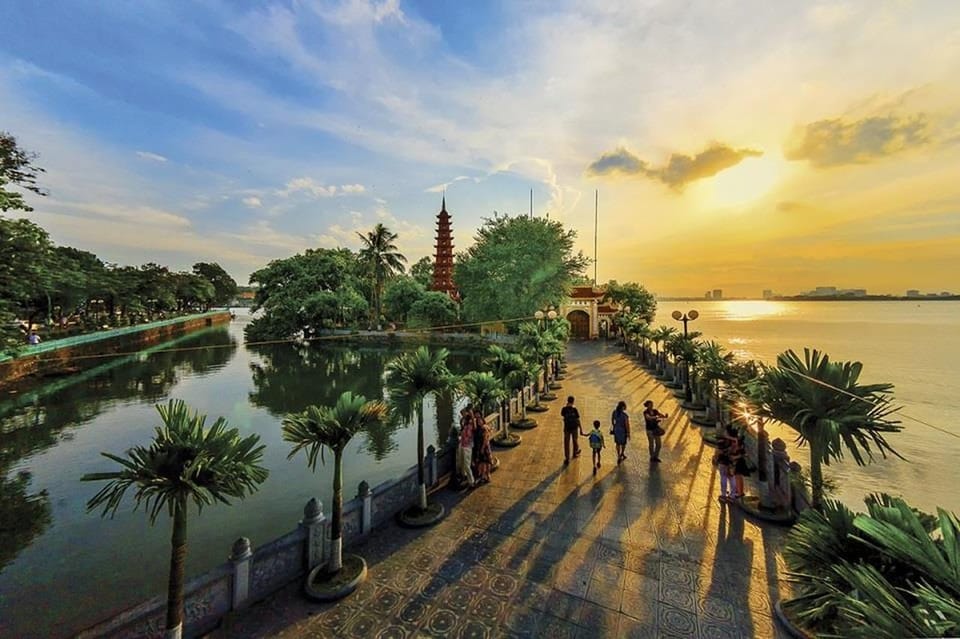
[0,311,228,362]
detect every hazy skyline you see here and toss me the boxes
[2,0,959,296]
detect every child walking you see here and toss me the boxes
[587,420,605,475]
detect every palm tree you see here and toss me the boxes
[650,325,676,374]
[82,400,268,639]
[462,370,509,439]
[357,223,407,326]
[755,348,902,511]
[385,346,454,512]
[486,345,527,418]
[517,321,561,397]
[282,392,388,575]
[699,341,734,425]
[782,493,960,638]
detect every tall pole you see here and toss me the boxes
[530,189,533,216]
[594,190,598,285]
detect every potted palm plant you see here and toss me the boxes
[486,345,537,429]
[463,370,516,448]
[282,391,388,600]
[82,400,268,639]
[385,346,454,527]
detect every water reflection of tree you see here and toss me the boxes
[248,343,403,460]
[0,328,237,574]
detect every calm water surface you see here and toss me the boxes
[655,300,960,515]
[0,317,481,638]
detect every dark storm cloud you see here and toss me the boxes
[587,143,763,190]
[784,114,930,167]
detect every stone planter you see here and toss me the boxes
[510,418,538,430]
[526,404,549,413]
[736,495,796,525]
[491,433,522,448]
[397,502,445,528]
[774,601,815,639]
[304,555,367,602]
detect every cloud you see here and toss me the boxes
[784,114,930,167]
[242,196,262,208]
[136,150,168,163]
[339,183,366,194]
[425,175,479,193]
[278,177,338,198]
[587,143,762,190]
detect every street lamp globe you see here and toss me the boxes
[534,310,544,320]
[547,310,557,320]
[671,310,682,320]
[688,310,699,320]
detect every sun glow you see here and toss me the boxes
[718,300,786,321]
[704,155,787,207]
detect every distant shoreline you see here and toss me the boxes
[657,296,960,302]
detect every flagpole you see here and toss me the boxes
[594,190,598,285]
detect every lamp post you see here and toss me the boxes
[671,309,699,402]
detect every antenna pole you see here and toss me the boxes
[530,189,533,216]
[594,190,598,285]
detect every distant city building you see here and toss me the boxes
[941,291,952,297]
[712,289,723,299]
[704,291,712,299]
[906,290,921,298]
[813,286,837,296]
[840,288,867,297]
[762,289,773,299]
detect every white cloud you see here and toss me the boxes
[278,177,338,198]
[242,196,263,208]
[136,150,168,163]
[340,183,366,194]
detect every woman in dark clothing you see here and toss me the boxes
[611,401,631,464]
[473,413,493,484]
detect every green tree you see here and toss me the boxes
[1,132,46,213]
[0,217,52,351]
[754,348,902,511]
[82,400,268,639]
[382,275,427,324]
[357,223,407,326]
[603,280,657,324]
[246,248,367,340]
[173,272,215,312]
[282,392,388,573]
[192,262,238,307]
[461,371,507,417]
[385,347,454,511]
[456,214,589,324]
[410,255,434,288]
[408,291,457,328]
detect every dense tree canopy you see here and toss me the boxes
[408,291,458,328]
[409,255,434,288]
[456,214,589,324]
[245,248,368,340]
[603,280,657,324]
[192,262,238,306]
[1,132,46,213]
[0,215,236,354]
[382,276,427,324]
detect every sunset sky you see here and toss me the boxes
[2,0,959,297]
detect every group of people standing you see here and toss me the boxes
[456,405,493,488]
[560,396,670,474]
[713,424,750,501]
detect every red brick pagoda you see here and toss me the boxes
[431,196,459,300]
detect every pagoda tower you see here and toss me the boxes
[431,196,459,300]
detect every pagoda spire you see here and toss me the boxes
[431,195,459,301]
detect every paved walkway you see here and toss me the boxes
[214,341,792,638]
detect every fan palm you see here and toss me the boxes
[357,223,407,325]
[82,400,268,639]
[755,348,902,511]
[282,392,388,573]
[783,494,960,638]
[650,325,676,372]
[385,346,454,511]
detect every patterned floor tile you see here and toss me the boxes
[575,601,621,634]
[617,613,659,639]
[657,603,698,637]
[584,577,622,611]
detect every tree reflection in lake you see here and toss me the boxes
[0,327,237,575]
[247,342,483,460]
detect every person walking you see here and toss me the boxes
[457,406,476,488]
[560,396,583,465]
[610,401,631,464]
[713,427,737,502]
[587,420,605,475]
[642,400,668,463]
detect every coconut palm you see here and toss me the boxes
[462,371,508,431]
[357,223,407,326]
[699,341,735,424]
[385,346,454,511]
[282,392,388,573]
[755,348,902,511]
[782,493,960,638]
[82,400,268,639]
[517,321,561,394]
[650,325,676,373]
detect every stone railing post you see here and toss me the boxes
[771,438,790,509]
[300,498,326,571]
[426,445,437,486]
[230,537,253,611]
[358,480,372,536]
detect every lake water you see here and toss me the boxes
[0,317,482,639]
[654,300,960,516]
